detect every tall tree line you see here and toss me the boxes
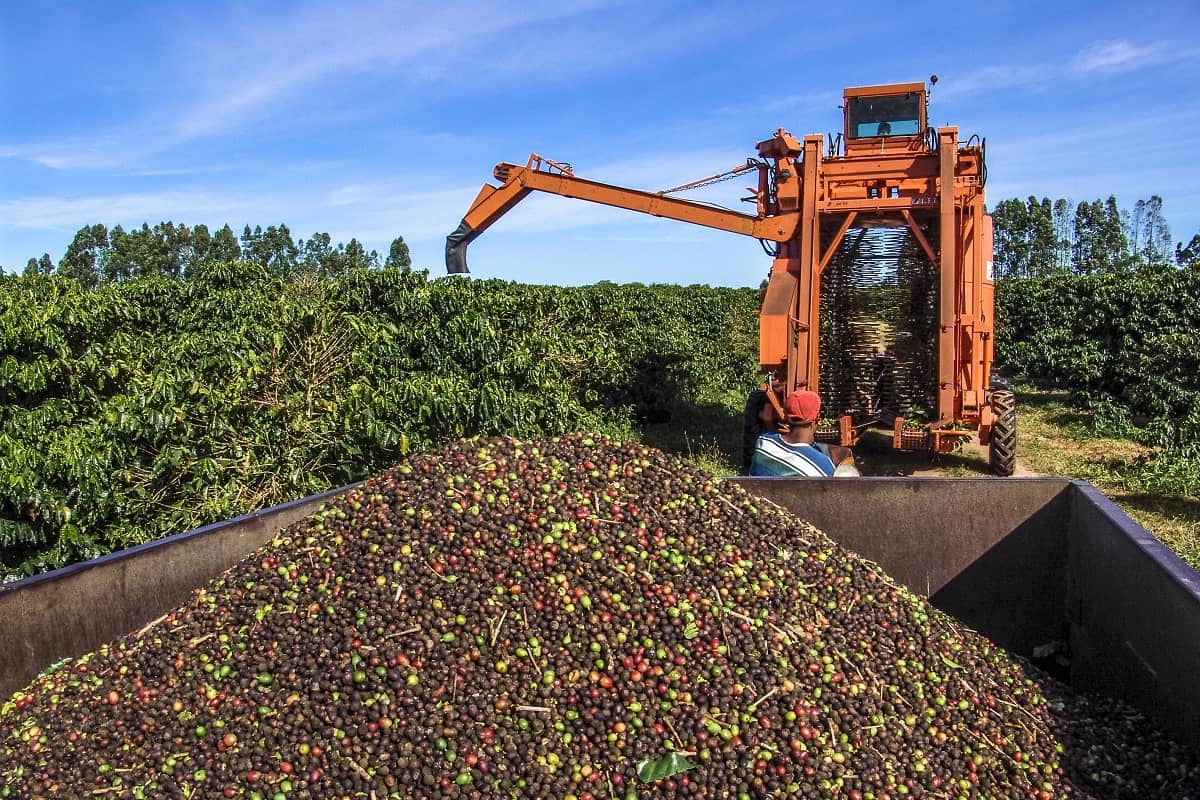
[21,222,413,287]
[991,195,1199,278]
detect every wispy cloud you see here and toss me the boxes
[172,0,730,141]
[125,166,242,178]
[571,229,710,244]
[984,104,1200,235]
[2,0,628,172]
[934,37,1196,103]
[987,106,1200,166]
[1071,39,1166,74]
[0,190,260,230]
[934,65,1047,101]
[307,146,759,245]
[0,125,161,170]
[763,90,841,115]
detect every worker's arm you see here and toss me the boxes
[827,444,860,477]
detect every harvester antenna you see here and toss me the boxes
[926,74,937,125]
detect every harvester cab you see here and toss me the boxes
[843,83,927,153]
[446,79,1018,475]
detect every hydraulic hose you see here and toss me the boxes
[445,219,476,274]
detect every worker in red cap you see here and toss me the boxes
[749,389,856,477]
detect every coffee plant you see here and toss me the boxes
[0,269,760,579]
[6,257,1196,579]
[996,264,1200,495]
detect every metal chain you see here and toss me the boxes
[657,159,763,195]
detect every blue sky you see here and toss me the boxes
[2,0,1198,287]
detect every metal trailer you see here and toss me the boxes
[2,478,1198,750]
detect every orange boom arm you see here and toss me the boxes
[445,133,807,274]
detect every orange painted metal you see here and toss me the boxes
[463,162,799,242]
[448,80,995,452]
[937,127,959,422]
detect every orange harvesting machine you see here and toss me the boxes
[446,79,1017,475]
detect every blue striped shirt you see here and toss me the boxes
[749,433,836,477]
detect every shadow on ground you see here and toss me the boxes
[851,429,994,476]
[1015,389,1096,432]
[638,400,744,473]
[1113,492,1200,524]
[640,408,999,479]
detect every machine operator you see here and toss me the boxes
[749,390,859,477]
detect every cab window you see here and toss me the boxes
[847,92,922,138]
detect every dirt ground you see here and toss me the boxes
[849,429,1040,478]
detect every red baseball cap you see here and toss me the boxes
[784,390,821,424]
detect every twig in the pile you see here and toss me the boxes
[490,610,508,648]
[768,623,794,643]
[342,755,372,781]
[996,697,1047,730]
[861,741,886,762]
[422,561,456,583]
[662,716,687,750]
[748,686,780,712]
[136,613,170,639]
[968,728,1033,786]
[515,704,552,713]
[382,626,421,640]
[709,584,731,655]
[954,674,981,701]
[836,650,864,681]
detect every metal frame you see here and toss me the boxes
[446,81,995,452]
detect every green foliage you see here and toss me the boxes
[991,197,1062,278]
[992,194,1185,277]
[637,753,695,782]
[1071,199,1129,274]
[23,254,54,277]
[385,236,412,270]
[47,221,392,286]
[1177,234,1200,268]
[58,223,108,288]
[1129,196,1173,267]
[997,265,1200,495]
[0,270,758,579]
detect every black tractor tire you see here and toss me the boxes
[742,389,768,475]
[988,389,1017,476]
